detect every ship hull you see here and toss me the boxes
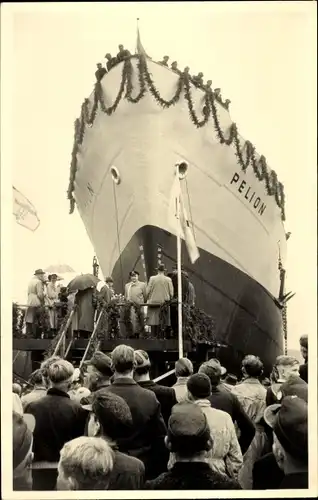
[111,224,283,374]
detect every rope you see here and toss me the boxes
[112,181,125,292]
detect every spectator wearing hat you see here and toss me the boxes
[134,349,177,425]
[13,411,35,491]
[103,344,168,480]
[26,359,88,490]
[264,396,308,488]
[146,264,174,335]
[172,357,194,403]
[223,373,238,390]
[145,403,241,490]
[95,62,107,82]
[158,55,169,66]
[299,335,308,383]
[125,271,147,335]
[21,369,47,410]
[57,436,114,490]
[199,359,255,455]
[266,355,300,406]
[169,374,243,479]
[171,61,181,74]
[232,355,267,425]
[25,269,46,338]
[82,351,113,398]
[82,391,145,489]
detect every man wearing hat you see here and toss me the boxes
[134,349,177,425]
[81,351,113,403]
[13,411,35,490]
[25,269,46,338]
[263,396,308,488]
[145,403,241,490]
[146,264,174,335]
[82,391,145,489]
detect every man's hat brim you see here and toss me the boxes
[264,404,281,428]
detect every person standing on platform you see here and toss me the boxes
[46,274,60,337]
[125,271,147,335]
[73,286,96,340]
[25,269,46,338]
[146,264,173,336]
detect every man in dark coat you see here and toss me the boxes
[105,53,117,71]
[117,44,131,63]
[103,344,168,480]
[95,63,107,82]
[81,351,113,402]
[199,359,255,454]
[25,359,87,490]
[82,391,145,489]
[299,334,308,383]
[145,403,241,490]
[264,396,308,489]
[134,349,177,425]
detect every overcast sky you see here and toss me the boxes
[2,1,316,349]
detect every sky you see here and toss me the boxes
[2,1,317,350]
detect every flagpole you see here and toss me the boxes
[175,165,183,358]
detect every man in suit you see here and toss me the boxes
[146,264,174,336]
[134,349,177,425]
[103,344,168,480]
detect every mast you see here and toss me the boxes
[175,165,183,358]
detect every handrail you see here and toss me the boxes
[153,369,175,383]
[52,308,76,357]
[79,309,105,369]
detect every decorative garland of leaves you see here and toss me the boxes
[13,303,26,339]
[67,54,286,220]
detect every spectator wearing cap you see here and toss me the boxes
[232,355,267,424]
[266,355,300,406]
[172,357,193,403]
[13,411,35,491]
[145,403,241,490]
[134,349,177,425]
[105,53,117,71]
[117,44,131,63]
[264,396,308,488]
[82,391,145,489]
[125,271,147,335]
[26,359,88,490]
[57,436,114,490]
[95,62,107,82]
[158,55,169,66]
[21,369,47,410]
[199,359,255,455]
[299,335,308,383]
[169,373,243,479]
[81,351,113,401]
[103,344,168,480]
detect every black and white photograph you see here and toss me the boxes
[1,1,317,498]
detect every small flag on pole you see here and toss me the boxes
[136,18,148,57]
[168,175,200,264]
[12,186,40,231]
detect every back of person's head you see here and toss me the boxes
[242,354,264,378]
[187,373,211,400]
[13,411,35,490]
[167,403,212,457]
[12,383,22,396]
[198,359,222,386]
[84,391,133,443]
[47,359,74,389]
[41,355,63,386]
[134,349,151,377]
[57,436,114,490]
[299,335,308,349]
[84,351,113,384]
[28,369,44,387]
[269,396,308,471]
[175,357,193,378]
[111,344,135,374]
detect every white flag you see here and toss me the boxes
[12,186,40,232]
[168,176,200,264]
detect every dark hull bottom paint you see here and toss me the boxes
[111,225,283,375]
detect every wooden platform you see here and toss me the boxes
[13,338,192,353]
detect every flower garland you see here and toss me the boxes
[67,54,286,220]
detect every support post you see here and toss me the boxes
[175,166,183,358]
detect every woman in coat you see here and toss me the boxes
[45,274,60,334]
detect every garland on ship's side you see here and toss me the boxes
[67,55,285,221]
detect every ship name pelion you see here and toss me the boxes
[230,172,266,216]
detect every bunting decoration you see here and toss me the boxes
[68,55,286,221]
